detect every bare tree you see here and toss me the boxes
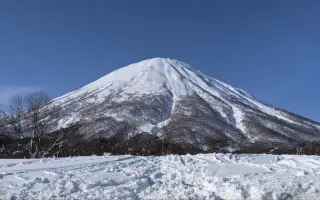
[24,91,51,157]
[0,104,6,136]
[0,90,75,158]
[0,95,25,138]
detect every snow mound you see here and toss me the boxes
[1,153,320,200]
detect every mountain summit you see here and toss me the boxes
[48,58,320,154]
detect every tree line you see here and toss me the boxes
[0,91,71,158]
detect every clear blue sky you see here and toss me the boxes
[0,0,319,122]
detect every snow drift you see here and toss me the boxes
[1,153,320,199]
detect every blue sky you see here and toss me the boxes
[0,0,319,121]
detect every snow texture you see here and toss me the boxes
[1,153,320,200]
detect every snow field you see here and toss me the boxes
[0,154,320,200]
[1,153,320,200]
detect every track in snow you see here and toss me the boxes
[1,154,320,200]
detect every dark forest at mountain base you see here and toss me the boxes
[1,133,320,158]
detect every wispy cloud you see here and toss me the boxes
[0,86,39,105]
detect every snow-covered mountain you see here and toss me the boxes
[48,58,320,153]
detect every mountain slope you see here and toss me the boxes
[47,58,320,153]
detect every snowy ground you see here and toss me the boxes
[1,154,320,200]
